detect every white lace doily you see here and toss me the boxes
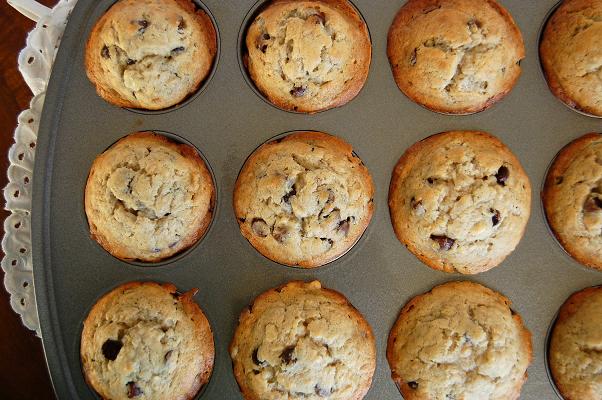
[3,0,77,337]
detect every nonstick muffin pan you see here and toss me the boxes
[31,0,601,398]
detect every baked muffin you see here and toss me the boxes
[244,0,371,113]
[229,280,376,400]
[389,131,531,274]
[387,0,525,114]
[85,0,217,110]
[233,131,374,268]
[85,132,214,262]
[542,133,602,271]
[549,286,602,400]
[81,282,214,400]
[540,0,602,117]
[387,281,532,400]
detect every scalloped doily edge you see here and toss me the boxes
[3,0,77,337]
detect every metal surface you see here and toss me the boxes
[31,0,602,399]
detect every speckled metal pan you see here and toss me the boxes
[32,0,602,399]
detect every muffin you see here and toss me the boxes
[80,282,214,400]
[387,281,532,400]
[388,131,531,274]
[85,0,217,110]
[85,132,214,262]
[244,0,371,113]
[540,0,602,117]
[233,131,374,268]
[229,280,376,400]
[549,286,602,400]
[387,0,525,114]
[542,133,602,271]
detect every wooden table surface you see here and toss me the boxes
[1,0,58,399]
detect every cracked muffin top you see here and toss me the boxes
[233,131,374,268]
[540,0,602,117]
[229,280,376,400]
[387,0,524,114]
[85,132,214,262]
[388,131,531,274]
[85,0,217,110]
[543,133,602,271]
[80,282,214,400]
[387,281,532,400]
[244,0,371,113]
[549,286,602,400]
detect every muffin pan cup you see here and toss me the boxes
[31,0,601,399]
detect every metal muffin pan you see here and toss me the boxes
[31,0,601,399]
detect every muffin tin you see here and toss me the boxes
[31,0,601,399]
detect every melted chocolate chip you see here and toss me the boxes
[337,218,350,235]
[408,381,419,389]
[171,46,185,54]
[252,348,261,365]
[315,12,326,24]
[126,58,136,65]
[280,346,296,364]
[260,44,268,53]
[101,45,110,59]
[430,235,455,251]
[584,197,602,212]
[491,209,501,226]
[495,166,509,186]
[282,188,296,203]
[410,48,417,66]
[427,177,435,184]
[315,385,329,396]
[290,86,306,97]
[126,382,142,398]
[177,18,186,32]
[101,339,122,361]
[137,19,148,33]
[273,225,289,243]
[263,33,271,40]
[251,218,269,237]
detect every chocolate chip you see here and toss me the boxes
[101,339,122,361]
[273,225,289,243]
[126,382,142,398]
[251,218,269,237]
[427,177,435,184]
[282,188,296,203]
[315,12,326,25]
[177,18,186,32]
[126,58,136,65]
[137,19,148,33]
[320,237,334,246]
[408,381,419,389]
[280,346,296,364]
[410,48,417,66]
[290,86,306,97]
[430,235,455,250]
[252,348,261,365]
[171,46,185,54]
[263,33,271,40]
[584,197,602,212]
[101,45,110,59]
[315,385,329,396]
[260,44,268,53]
[491,209,501,226]
[337,218,350,235]
[495,166,509,186]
